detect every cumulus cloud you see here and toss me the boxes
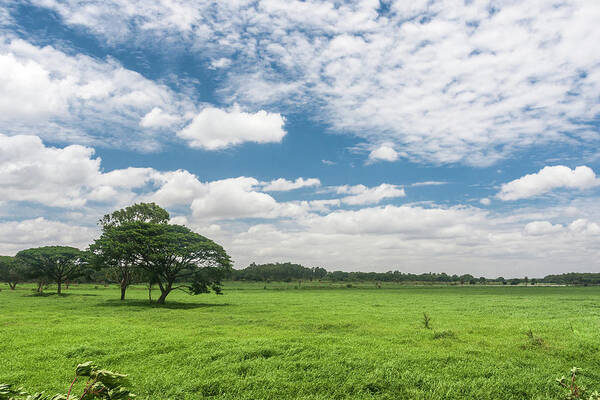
[178,105,286,150]
[368,144,398,163]
[479,198,491,206]
[4,134,600,276]
[139,107,181,128]
[335,184,406,205]
[190,177,305,220]
[0,37,195,150]
[524,221,563,236]
[262,177,320,191]
[498,166,599,201]
[0,218,97,255]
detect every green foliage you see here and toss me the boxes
[99,222,231,304]
[544,273,600,285]
[15,247,85,294]
[422,312,431,329]
[91,203,231,303]
[98,202,169,229]
[557,367,600,400]
[233,262,327,282]
[0,256,26,290]
[1,362,134,400]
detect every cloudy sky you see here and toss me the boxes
[1,0,600,277]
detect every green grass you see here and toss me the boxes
[1,282,599,399]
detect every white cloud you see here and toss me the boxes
[5,134,600,276]
[20,0,600,164]
[568,218,600,235]
[411,181,447,187]
[524,221,563,236]
[190,177,287,220]
[368,144,398,163]
[335,184,406,205]
[178,105,286,150]
[139,107,181,128]
[498,166,599,201]
[209,58,232,69]
[479,198,491,206]
[0,37,195,150]
[262,177,320,191]
[0,218,97,255]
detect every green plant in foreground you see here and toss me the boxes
[422,312,431,329]
[557,367,600,400]
[0,362,135,400]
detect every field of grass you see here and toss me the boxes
[1,282,599,399]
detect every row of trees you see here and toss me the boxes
[231,264,596,286]
[0,203,232,304]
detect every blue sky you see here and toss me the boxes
[1,0,599,277]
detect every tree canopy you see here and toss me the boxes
[16,246,85,294]
[0,256,26,290]
[106,222,231,304]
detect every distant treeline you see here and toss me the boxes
[542,273,600,285]
[231,262,600,285]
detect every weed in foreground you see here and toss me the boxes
[422,312,431,329]
[557,367,600,400]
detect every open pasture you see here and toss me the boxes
[1,283,599,399]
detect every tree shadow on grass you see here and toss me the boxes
[98,299,230,310]
[23,292,99,298]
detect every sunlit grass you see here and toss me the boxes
[1,283,599,399]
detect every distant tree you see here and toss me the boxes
[479,276,486,285]
[530,278,537,285]
[90,202,169,300]
[16,246,85,294]
[109,222,231,304]
[524,276,529,287]
[0,256,26,290]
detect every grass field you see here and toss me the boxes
[1,282,599,399]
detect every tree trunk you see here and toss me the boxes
[148,283,152,302]
[57,280,62,295]
[156,281,172,305]
[120,283,127,300]
[156,289,170,304]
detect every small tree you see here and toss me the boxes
[0,256,25,290]
[16,246,84,294]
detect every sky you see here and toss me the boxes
[1,0,600,277]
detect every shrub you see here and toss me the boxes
[0,362,135,399]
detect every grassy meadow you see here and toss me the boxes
[1,282,599,399]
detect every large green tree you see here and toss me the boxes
[110,222,231,304]
[0,256,26,290]
[16,246,84,294]
[90,202,170,300]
